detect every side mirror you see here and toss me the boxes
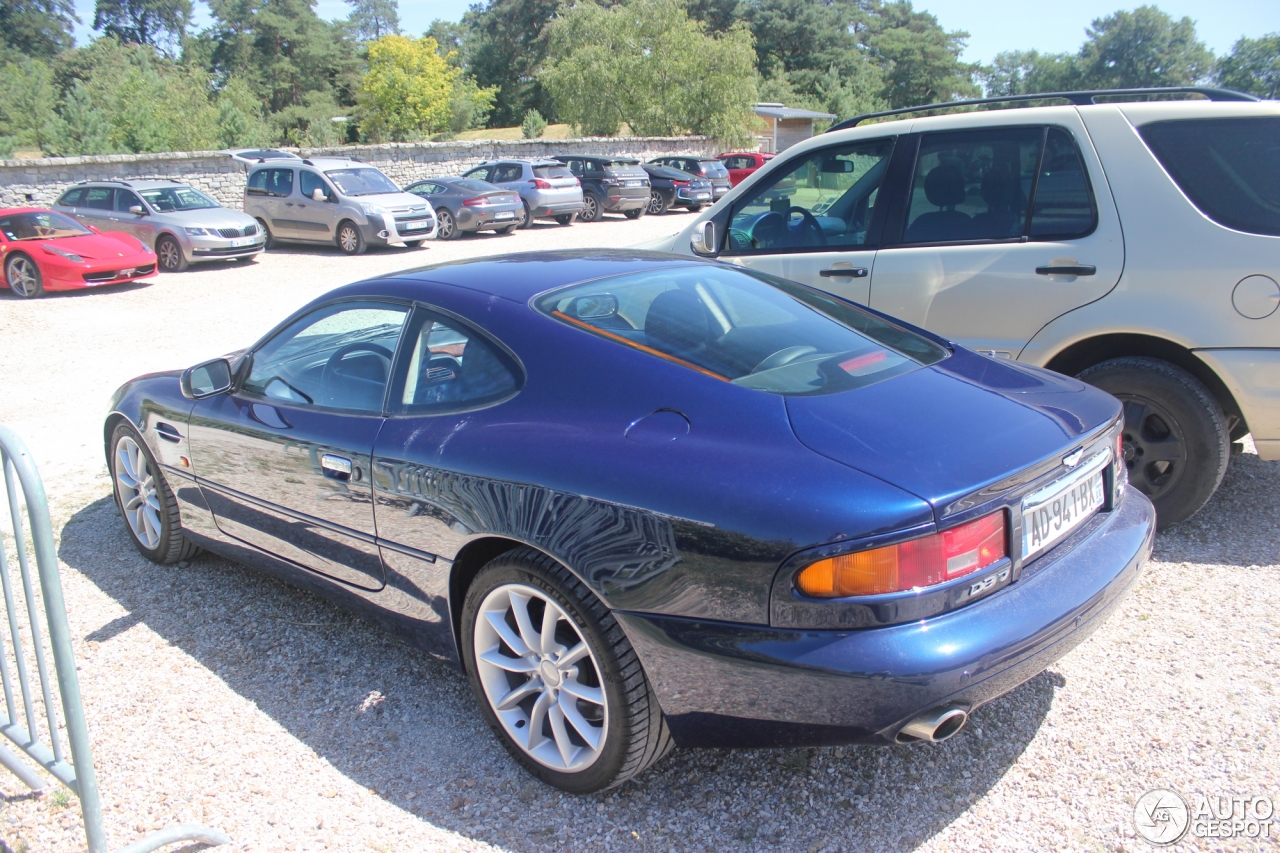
[311,188,327,202]
[181,358,233,400]
[87,225,101,234]
[690,219,717,256]
[128,204,146,216]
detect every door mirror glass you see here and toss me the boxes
[691,220,717,256]
[182,358,233,399]
[128,205,145,216]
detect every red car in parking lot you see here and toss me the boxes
[717,151,776,186]
[1,208,157,298]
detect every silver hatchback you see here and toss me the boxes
[54,180,263,272]
[463,160,583,228]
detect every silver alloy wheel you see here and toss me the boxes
[114,435,162,550]
[6,256,38,296]
[582,194,598,221]
[473,583,608,772]
[648,191,663,215]
[339,225,359,252]
[157,238,181,271]
[438,209,456,239]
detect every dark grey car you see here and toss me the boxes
[648,156,732,200]
[404,177,523,240]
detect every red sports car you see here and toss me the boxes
[717,151,775,186]
[0,208,157,298]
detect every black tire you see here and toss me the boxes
[156,235,188,272]
[496,225,516,235]
[236,254,258,264]
[579,192,603,222]
[687,204,703,212]
[1078,357,1229,529]
[255,218,275,250]
[461,547,673,793]
[648,191,669,216]
[624,208,645,220]
[436,209,458,240]
[403,240,424,248]
[554,214,575,226]
[109,422,202,565]
[5,253,44,298]
[336,220,366,255]
[517,201,534,230]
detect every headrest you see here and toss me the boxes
[645,289,711,356]
[980,170,1017,210]
[924,163,967,208]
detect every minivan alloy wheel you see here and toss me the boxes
[473,583,608,772]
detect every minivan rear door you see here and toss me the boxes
[869,110,1124,358]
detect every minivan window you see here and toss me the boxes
[324,167,399,196]
[537,264,947,396]
[300,170,332,201]
[248,168,293,197]
[1138,117,1280,238]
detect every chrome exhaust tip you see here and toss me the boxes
[896,707,968,743]
[377,230,390,239]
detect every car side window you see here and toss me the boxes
[1028,128,1097,239]
[725,139,895,255]
[299,170,331,201]
[268,168,294,197]
[390,308,522,414]
[493,164,523,183]
[83,188,115,210]
[115,190,144,212]
[465,166,492,182]
[57,188,85,206]
[243,302,409,413]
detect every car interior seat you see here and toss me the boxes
[904,163,971,243]
[969,170,1024,239]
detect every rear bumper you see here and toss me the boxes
[1192,348,1280,460]
[602,191,648,212]
[532,200,585,218]
[616,486,1154,748]
[455,205,522,231]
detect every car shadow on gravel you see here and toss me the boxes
[59,494,1059,853]
[0,279,155,300]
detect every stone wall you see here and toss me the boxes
[0,137,719,210]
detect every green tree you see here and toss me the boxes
[864,1,979,108]
[0,58,67,154]
[93,0,193,56]
[1215,33,1280,98]
[463,0,561,127]
[59,81,112,154]
[0,1,78,61]
[1073,5,1212,88]
[521,108,547,138]
[345,0,400,42]
[540,0,758,143]
[205,0,362,127]
[215,75,273,147]
[425,18,468,64]
[357,34,487,140]
[980,49,1079,96]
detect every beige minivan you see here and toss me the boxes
[655,89,1280,528]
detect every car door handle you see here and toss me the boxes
[320,454,352,481]
[819,267,868,278]
[1036,264,1096,276]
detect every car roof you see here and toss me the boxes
[359,250,708,304]
[69,179,189,190]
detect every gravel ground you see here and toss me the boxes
[0,210,1276,853]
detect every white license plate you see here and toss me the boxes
[625,180,642,187]
[403,220,429,230]
[116,268,136,278]
[694,193,710,199]
[229,237,255,247]
[494,211,516,220]
[1021,453,1109,562]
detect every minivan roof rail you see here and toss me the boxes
[826,86,1259,133]
[74,179,133,187]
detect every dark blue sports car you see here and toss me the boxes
[105,251,1154,792]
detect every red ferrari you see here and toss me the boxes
[1,208,157,298]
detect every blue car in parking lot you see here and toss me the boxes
[104,251,1153,792]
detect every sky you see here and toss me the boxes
[71,0,1280,65]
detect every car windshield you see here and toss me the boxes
[139,187,220,212]
[325,168,400,196]
[537,265,949,396]
[0,211,92,240]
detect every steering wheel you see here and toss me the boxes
[751,345,818,374]
[786,206,827,247]
[320,342,394,407]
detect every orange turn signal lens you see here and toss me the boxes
[794,511,1007,598]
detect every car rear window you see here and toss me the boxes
[1138,117,1280,237]
[536,265,948,396]
[701,161,729,178]
[533,165,574,179]
[454,179,499,193]
[606,160,645,174]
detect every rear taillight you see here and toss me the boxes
[462,197,487,206]
[673,180,688,186]
[795,511,1007,598]
[532,178,552,189]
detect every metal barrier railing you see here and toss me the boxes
[0,424,230,853]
